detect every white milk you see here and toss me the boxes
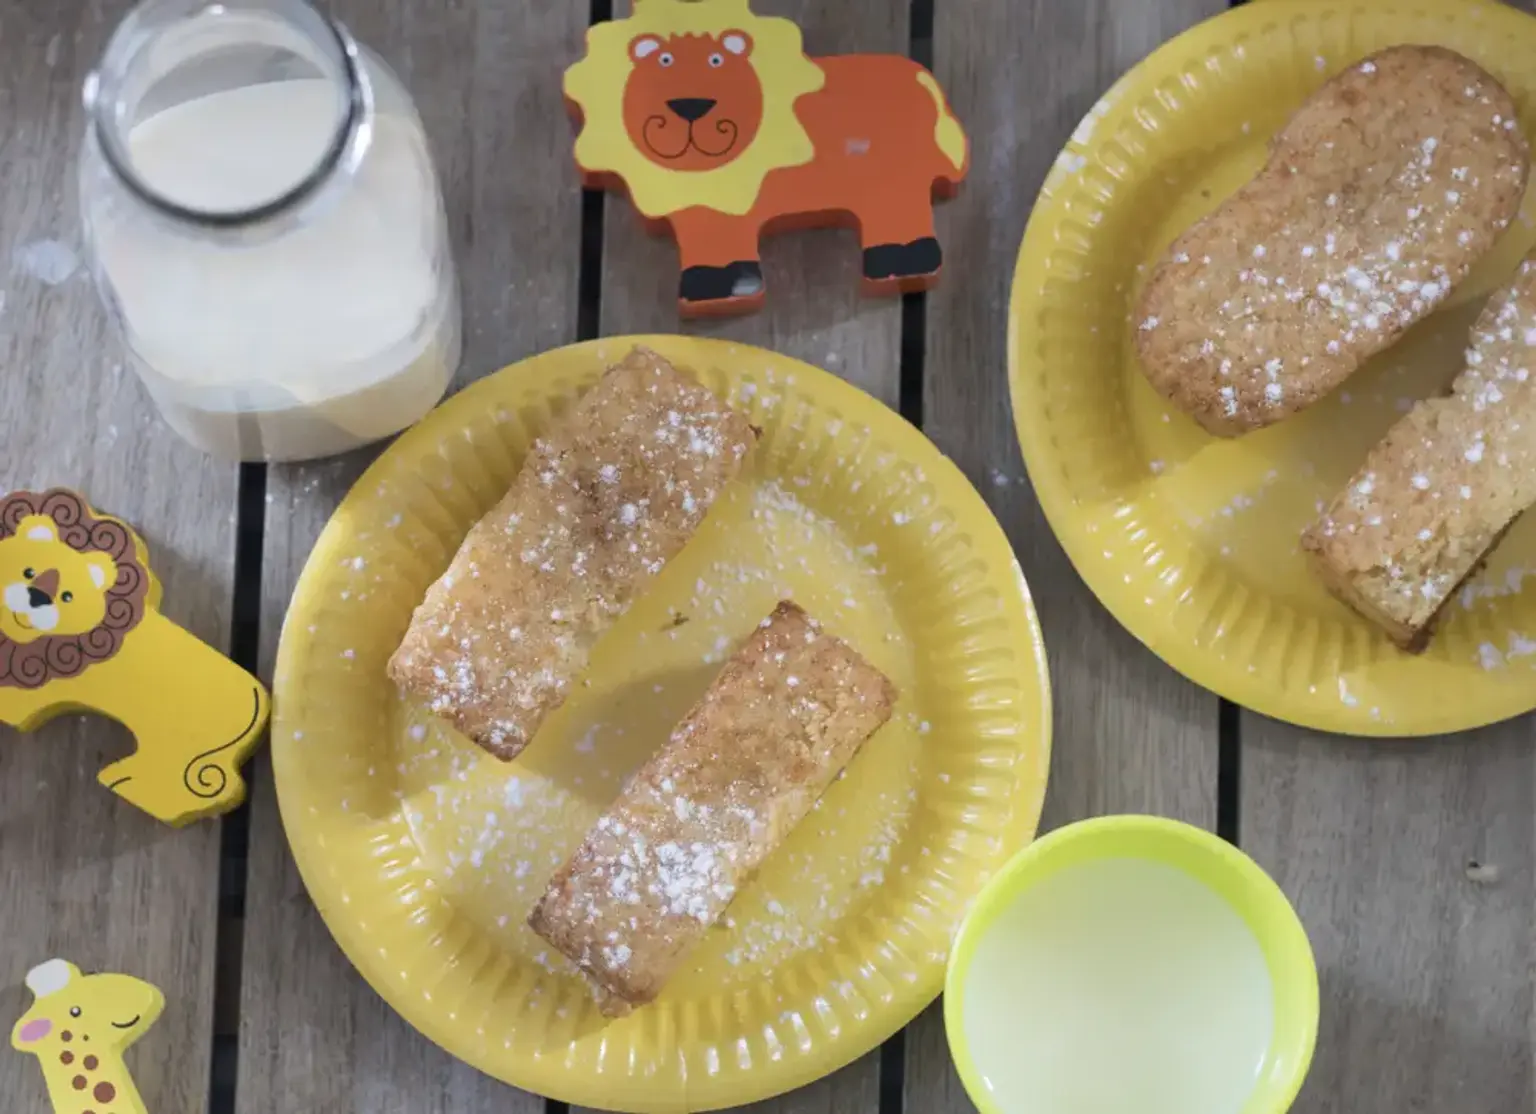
[962,857,1274,1114]
[85,77,459,461]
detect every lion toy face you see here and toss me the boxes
[0,516,115,644]
[564,0,824,220]
[624,30,761,171]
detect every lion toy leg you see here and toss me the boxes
[93,613,269,826]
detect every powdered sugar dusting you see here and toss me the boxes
[1139,51,1526,430]
[363,390,975,1013]
[1308,257,1536,638]
[390,351,757,756]
[527,601,900,1003]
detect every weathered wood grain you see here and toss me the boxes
[0,3,229,1112]
[1241,720,1533,1112]
[903,1,1227,1109]
[235,2,584,1110]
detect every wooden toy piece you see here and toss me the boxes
[10,959,165,1114]
[0,489,269,826]
[564,0,969,318]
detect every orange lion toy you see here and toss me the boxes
[565,0,969,317]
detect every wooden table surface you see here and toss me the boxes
[2,1,1533,1112]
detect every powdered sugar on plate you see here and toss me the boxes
[365,452,968,997]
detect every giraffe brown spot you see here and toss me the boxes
[93,1082,116,1103]
[61,1030,72,1042]
[72,1074,87,1090]
[59,1051,73,1065]
[83,1055,98,1070]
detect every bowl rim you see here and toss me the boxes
[943,814,1319,1114]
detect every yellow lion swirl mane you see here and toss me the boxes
[564,0,825,218]
[0,490,150,690]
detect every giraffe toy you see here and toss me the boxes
[10,959,164,1114]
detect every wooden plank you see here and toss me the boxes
[903,0,1227,1108]
[575,3,904,1111]
[1242,2,1534,1109]
[0,3,230,1112]
[1241,720,1532,1110]
[235,2,584,1110]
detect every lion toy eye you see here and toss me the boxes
[658,52,674,67]
[708,53,724,67]
[70,1006,81,1018]
[22,567,34,579]
[61,591,73,603]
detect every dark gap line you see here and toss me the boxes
[909,0,934,68]
[879,7,932,1114]
[897,0,934,436]
[575,0,613,345]
[899,292,926,428]
[576,187,606,342]
[208,1037,239,1114]
[207,461,266,1114]
[1217,699,1241,845]
[1220,0,1245,844]
[878,1027,908,1114]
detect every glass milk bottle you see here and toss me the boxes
[79,0,461,462]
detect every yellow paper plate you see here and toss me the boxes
[272,337,1051,1112]
[1011,0,1536,736]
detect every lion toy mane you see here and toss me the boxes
[0,489,150,690]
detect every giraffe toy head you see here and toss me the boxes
[11,959,164,1114]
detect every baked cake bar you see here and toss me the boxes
[528,601,897,1014]
[1304,254,1536,650]
[387,347,757,759]
[1136,45,1528,435]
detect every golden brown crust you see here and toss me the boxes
[1304,254,1536,649]
[1136,46,1529,436]
[387,347,757,759]
[528,601,897,1014]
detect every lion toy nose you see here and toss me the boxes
[27,569,58,606]
[667,97,716,123]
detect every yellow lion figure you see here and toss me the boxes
[564,0,968,315]
[0,489,269,826]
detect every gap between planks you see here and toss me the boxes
[208,462,268,1114]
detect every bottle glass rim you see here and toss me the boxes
[85,0,367,231]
